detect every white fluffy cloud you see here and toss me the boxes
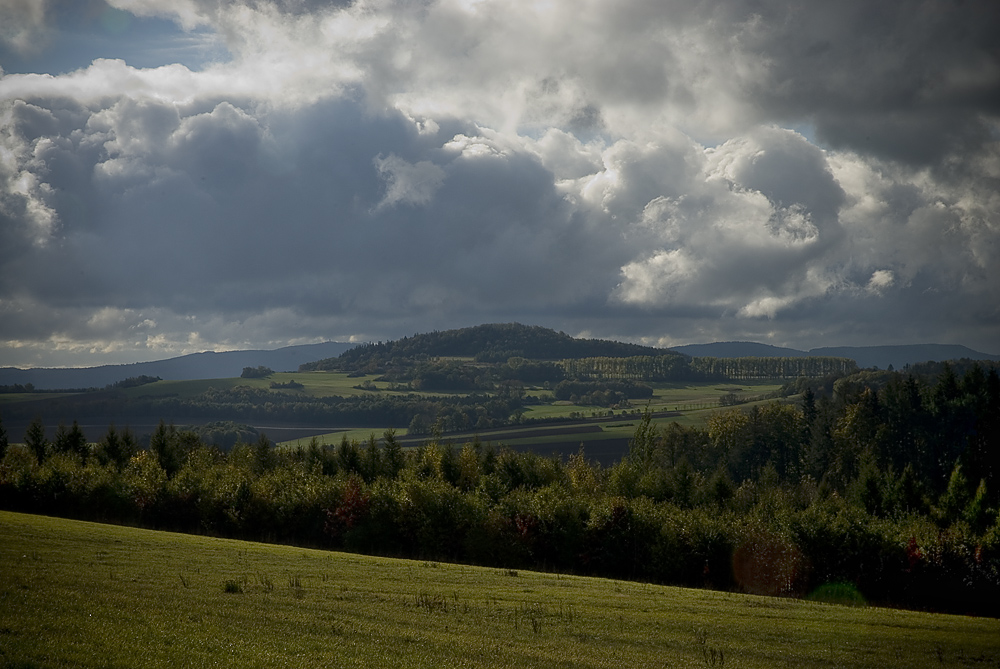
[1,0,998,366]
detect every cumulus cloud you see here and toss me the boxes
[0,0,998,366]
[866,270,895,294]
[373,154,446,210]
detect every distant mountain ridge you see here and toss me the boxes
[0,341,354,390]
[669,342,810,359]
[671,342,1000,370]
[5,328,997,391]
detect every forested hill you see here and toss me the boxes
[301,323,671,371]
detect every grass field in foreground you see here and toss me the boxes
[2,512,998,668]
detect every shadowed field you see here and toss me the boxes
[2,511,998,668]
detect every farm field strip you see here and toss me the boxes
[1,511,997,668]
[264,376,789,448]
[125,373,787,406]
[9,372,790,451]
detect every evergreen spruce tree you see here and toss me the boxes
[68,421,88,460]
[53,421,88,459]
[100,423,130,470]
[361,433,382,482]
[150,419,183,476]
[120,425,137,466]
[627,407,659,470]
[382,428,405,479]
[254,432,275,473]
[336,434,361,474]
[24,417,47,464]
[54,422,70,454]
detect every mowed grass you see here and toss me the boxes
[2,512,998,668]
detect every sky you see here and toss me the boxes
[1,0,998,368]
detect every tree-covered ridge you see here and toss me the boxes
[301,323,670,371]
[689,356,858,380]
[562,355,857,381]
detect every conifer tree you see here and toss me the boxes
[100,423,134,470]
[24,417,47,464]
[53,420,88,459]
[382,428,405,479]
[150,419,184,476]
[253,432,275,473]
[627,407,659,469]
[54,422,70,453]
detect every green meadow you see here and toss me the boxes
[0,368,790,460]
[263,374,786,448]
[2,511,998,668]
[103,371,787,449]
[123,373,782,414]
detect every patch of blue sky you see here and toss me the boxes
[1,7,229,77]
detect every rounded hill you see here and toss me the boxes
[300,323,674,371]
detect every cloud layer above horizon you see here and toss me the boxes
[2,0,999,366]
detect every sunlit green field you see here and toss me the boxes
[1,511,997,668]
[122,373,783,407]
[23,372,789,450]
[272,378,790,449]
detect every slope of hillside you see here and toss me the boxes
[0,341,353,390]
[809,344,1000,370]
[6,511,998,668]
[671,342,809,358]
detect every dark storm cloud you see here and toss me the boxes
[0,0,998,365]
[0,91,625,359]
[728,0,1000,165]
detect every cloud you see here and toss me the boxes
[866,270,895,294]
[0,0,48,56]
[611,128,842,317]
[0,0,998,367]
[720,1,1000,165]
[373,154,446,210]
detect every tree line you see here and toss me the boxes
[1,362,998,615]
[561,355,858,382]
